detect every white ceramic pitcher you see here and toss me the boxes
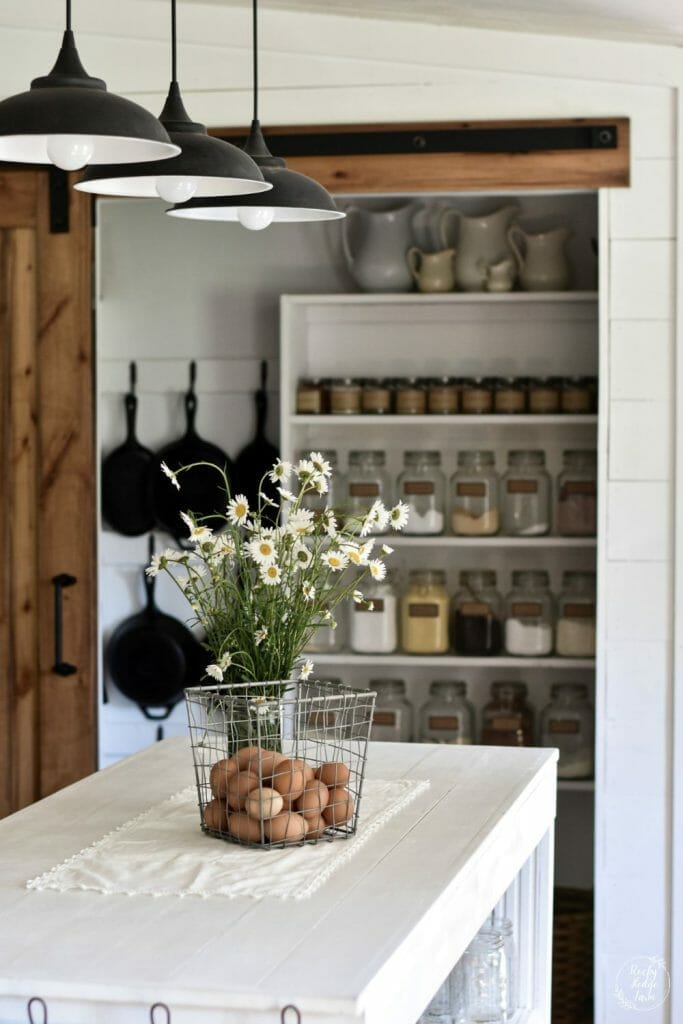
[406,247,457,293]
[341,201,425,292]
[508,224,573,291]
[439,204,519,292]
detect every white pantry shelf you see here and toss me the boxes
[291,414,598,427]
[310,653,595,670]
[289,290,598,305]
[388,535,596,549]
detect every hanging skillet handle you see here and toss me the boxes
[143,535,158,612]
[27,997,48,1023]
[139,703,177,721]
[185,360,198,435]
[52,574,77,677]
[124,361,138,440]
[256,359,268,438]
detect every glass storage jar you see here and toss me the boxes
[560,375,595,414]
[419,681,475,744]
[450,450,500,536]
[463,926,510,1023]
[481,682,534,746]
[492,377,527,415]
[556,571,596,657]
[452,570,503,656]
[349,573,398,654]
[345,450,392,530]
[528,377,561,415]
[296,377,326,415]
[540,682,594,779]
[427,376,460,415]
[401,569,450,654]
[557,449,597,537]
[299,449,345,520]
[305,602,347,654]
[461,377,494,415]
[394,377,427,415]
[397,450,446,535]
[491,916,517,1021]
[419,975,454,1024]
[501,449,551,536]
[329,377,362,415]
[369,679,412,742]
[362,378,393,415]
[504,570,554,656]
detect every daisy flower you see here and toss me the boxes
[206,663,223,682]
[292,542,312,569]
[294,458,316,480]
[381,543,395,555]
[286,509,315,536]
[254,626,268,647]
[309,451,333,477]
[160,461,180,490]
[260,563,282,586]
[299,659,314,681]
[277,486,297,503]
[389,501,410,531]
[360,499,389,537]
[248,536,278,566]
[322,549,348,572]
[302,581,316,602]
[268,459,292,484]
[227,494,250,526]
[258,491,278,508]
[352,590,365,603]
[369,559,387,581]
[218,651,233,670]
[321,508,338,538]
[313,473,329,495]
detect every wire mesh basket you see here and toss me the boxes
[184,679,376,849]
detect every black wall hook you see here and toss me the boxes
[281,1005,302,1023]
[149,1002,171,1024]
[27,997,48,1024]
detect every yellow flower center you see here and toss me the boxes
[235,503,247,518]
[259,542,272,556]
[348,551,361,564]
[265,566,278,578]
[329,556,341,567]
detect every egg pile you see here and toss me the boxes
[203,745,356,846]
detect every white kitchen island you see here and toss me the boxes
[0,739,557,1024]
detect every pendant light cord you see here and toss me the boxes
[66,0,72,30]
[252,0,259,123]
[171,0,178,83]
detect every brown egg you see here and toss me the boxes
[209,758,238,799]
[228,812,266,844]
[296,780,330,820]
[270,758,307,800]
[303,763,316,783]
[305,814,328,840]
[244,786,284,820]
[316,761,351,789]
[235,745,283,779]
[226,770,260,810]
[203,798,228,832]
[322,787,355,827]
[265,812,308,845]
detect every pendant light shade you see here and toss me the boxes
[0,4,178,170]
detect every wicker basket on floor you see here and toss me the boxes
[552,887,593,1024]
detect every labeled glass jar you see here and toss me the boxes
[560,375,594,414]
[299,449,345,520]
[556,571,596,657]
[394,377,427,415]
[461,377,494,415]
[362,378,393,415]
[345,450,392,529]
[493,376,527,415]
[481,682,535,746]
[349,574,398,654]
[397,450,446,535]
[370,679,412,742]
[557,449,597,536]
[329,377,362,415]
[540,683,594,779]
[450,450,500,536]
[528,376,561,415]
[401,569,450,655]
[452,570,503,656]
[427,376,460,415]
[296,377,326,415]
[463,926,511,1023]
[419,681,475,744]
[504,570,554,657]
[501,450,551,537]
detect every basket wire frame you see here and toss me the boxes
[185,679,376,850]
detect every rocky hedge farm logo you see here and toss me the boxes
[614,956,670,1012]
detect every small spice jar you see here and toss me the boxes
[451,570,503,656]
[345,450,392,529]
[370,679,413,742]
[481,682,535,746]
[557,449,597,536]
[362,378,393,415]
[401,569,450,655]
[560,376,594,414]
[528,376,561,415]
[296,377,326,415]
[501,450,551,537]
[461,377,494,415]
[504,570,554,657]
[394,377,427,415]
[427,376,460,415]
[540,683,594,779]
[329,377,362,415]
[397,450,446,535]
[556,571,596,657]
[419,681,475,744]
[493,376,527,415]
[349,573,398,654]
[450,450,500,536]
[299,449,345,520]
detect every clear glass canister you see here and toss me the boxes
[450,450,500,536]
[493,376,527,415]
[501,449,551,537]
[397,450,446,535]
[540,683,594,779]
[305,601,347,654]
[345,450,392,530]
[419,680,475,744]
[528,377,561,415]
[401,569,450,654]
[299,449,345,520]
[349,573,398,654]
[490,916,517,1021]
[556,571,596,657]
[452,570,503,656]
[370,679,412,742]
[481,682,535,746]
[329,377,362,415]
[362,378,393,415]
[557,449,597,537]
[463,926,510,1023]
[394,377,427,415]
[504,570,554,656]
[427,376,460,415]
[461,377,494,415]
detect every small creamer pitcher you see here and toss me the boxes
[406,247,456,293]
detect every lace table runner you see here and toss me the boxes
[27,778,429,901]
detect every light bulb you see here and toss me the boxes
[156,176,199,203]
[46,134,95,171]
[238,207,275,231]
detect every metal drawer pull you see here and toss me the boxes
[150,1003,171,1023]
[27,997,48,1023]
[51,573,77,676]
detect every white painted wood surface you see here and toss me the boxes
[0,739,557,1024]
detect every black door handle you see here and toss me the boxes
[52,574,77,676]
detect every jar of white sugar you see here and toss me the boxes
[556,571,596,657]
[540,683,594,779]
[501,449,551,536]
[350,574,398,654]
[397,450,445,535]
[504,570,554,656]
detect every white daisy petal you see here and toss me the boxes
[161,461,180,490]
[206,664,223,682]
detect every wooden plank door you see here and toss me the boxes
[0,168,96,816]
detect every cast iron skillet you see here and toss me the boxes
[152,361,235,545]
[101,362,156,536]
[234,360,279,520]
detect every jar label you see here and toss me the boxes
[549,718,580,734]
[491,716,522,731]
[349,482,381,497]
[457,482,487,497]
[296,391,322,414]
[374,710,397,727]
[460,601,491,616]
[563,603,595,618]
[429,715,460,730]
[409,602,440,618]
[507,479,539,494]
[355,599,385,613]
[562,481,596,497]
[403,480,435,496]
[510,601,543,617]
[462,393,491,414]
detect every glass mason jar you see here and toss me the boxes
[463,926,510,1023]
[329,377,362,415]
[401,569,450,655]
[305,601,346,654]
[419,680,475,744]
[490,916,517,1021]
[362,377,393,415]
[345,450,392,530]
[501,450,551,537]
[540,683,594,779]
[528,376,561,415]
[492,376,527,415]
[560,375,594,414]
[556,571,596,657]
[349,573,398,654]
[450,450,500,536]
[461,377,494,415]
[397,450,446,536]
[452,570,504,656]
[299,449,345,521]
[557,449,597,537]
[427,375,460,415]
[370,679,412,742]
[296,377,326,415]
[394,377,427,415]
[504,570,554,657]
[481,682,535,747]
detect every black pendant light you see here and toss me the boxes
[75,0,270,201]
[168,0,344,228]
[0,0,179,170]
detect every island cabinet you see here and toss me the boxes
[0,738,557,1024]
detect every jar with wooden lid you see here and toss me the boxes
[329,377,362,415]
[557,449,597,536]
[556,571,596,657]
[450,449,500,536]
[504,570,554,657]
[481,682,534,746]
[370,679,413,742]
[560,375,595,414]
[501,449,551,536]
[397,450,445,535]
[349,574,398,654]
[528,376,561,414]
[296,377,326,415]
[539,683,594,778]
[427,376,460,415]
[419,681,475,744]
[394,377,427,415]
[362,378,393,415]
[493,376,528,415]
[345,450,392,530]
[461,377,494,415]
[401,569,450,654]
[452,569,503,656]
